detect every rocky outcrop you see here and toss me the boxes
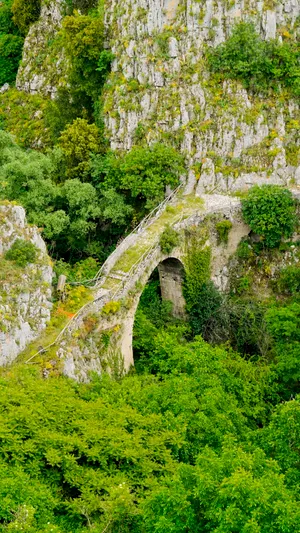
[0,203,53,365]
[16,0,67,98]
[104,0,300,193]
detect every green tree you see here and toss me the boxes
[208,22,300,97]
[260,399,300,495]
[58,118,102,179]
[242,185,296,248]
[12,0,41,35]
[5,238,38,266]
[266,303,300,398]
[60,11,107,100]
[0,33,23,85]
[0,0,24,85]
[102,143,185,211]
[193,440,300,532]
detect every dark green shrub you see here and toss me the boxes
[208,22,300,97]
[242,185,296,248]
[0,0,24,85]
[65,0,98,13]
[0,33,23,85]
[236,239,253,260]
[12,0,41,35]
[5,238,38,267]
[159,225,180,254]
[0,0,15,34]
[189,281,223,337]
[216,220,232,244]
[100,143,185,211]
[275,265,300,296]
[60,12,106,100]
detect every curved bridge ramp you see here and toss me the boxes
[31,193,250,381]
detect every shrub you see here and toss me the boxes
[0,0,16,34]
[242,185,296,248]
[5,238,38,267]
[65,0,98,12]
[266,303,300,343]
[208,22,300,97]
[12,0,41,35]
[184,238,211,311]
[60,12,106,100]
[189,281,223,337]
[216,220,232,244]
[58,118,102,178]
[236,275,251,295]
[0,33,23,85]
[275,265,300,296]
[102,301,121,315]
[236,239,253,260]
[159,225,180,254]
[101,143,185,211]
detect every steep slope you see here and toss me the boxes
[0,203,53,364]
[104,0,300,192]
[16,0,66,98]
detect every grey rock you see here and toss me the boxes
[0,204,53,365]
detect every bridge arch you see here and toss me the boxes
[118,254,186,370]
[56,195,251,381]
[157,257,186,318]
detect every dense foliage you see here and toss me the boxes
[60,11,109,102]
[242,185,297,247]
[58,118,103,179]
[11,0,41,35]
[95,143,185,211]
[0,2,299,530]
[5,238,38,266]
[0,0,23,85]
[208,22,300,97]
[0,327,299,532]
[0,130,185,263]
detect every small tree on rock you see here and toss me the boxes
[242,185,296,248]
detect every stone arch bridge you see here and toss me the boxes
[49,192,249,381]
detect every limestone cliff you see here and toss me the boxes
[16,0,300,194]
[16,0,67,98]
[104,0,300,193]
[0,203,53,365]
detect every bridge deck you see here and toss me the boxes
[100,194,204,293]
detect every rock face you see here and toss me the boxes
[0,203,53,365]
[16,0,66,98]
[16,0,300,194]
[104,0,300,193]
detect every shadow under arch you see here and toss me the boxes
[157,257,186,318]
[120,255,187,370]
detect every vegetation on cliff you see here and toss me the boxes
[0,1,299,531]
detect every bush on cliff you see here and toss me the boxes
[242,185,296,248]
[208,22,300,97]
[12,0,41,35]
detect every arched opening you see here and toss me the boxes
[132,257,186,367]
[157,258,186,318]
